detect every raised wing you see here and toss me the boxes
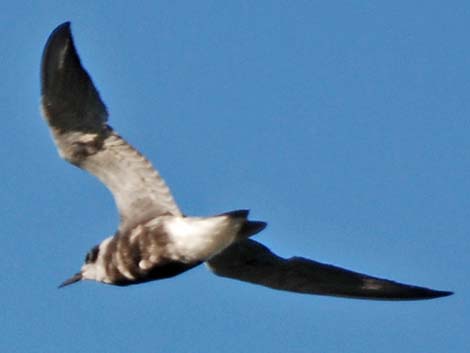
[207,240,452,300]
[41,22,182,231]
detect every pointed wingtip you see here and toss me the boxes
[41,21,108,131]
[358,281,454,301]
[428,289,454,299]
[53,21,71,34]
[43,21,73,55]
[41,21,77,97]
[402,285,453,300]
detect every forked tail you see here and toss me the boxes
[221,209,267,240]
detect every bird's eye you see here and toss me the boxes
[85,245,99,263]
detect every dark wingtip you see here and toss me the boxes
[41,21,76,96]
[425,289,453,299]
[46,22,72,54]
[400,286,453,300]
[53,21,72,35]
[41,22,108,130]
[46,22,72,42]
[366,283,454,301]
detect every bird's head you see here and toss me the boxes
[58,244,102,288]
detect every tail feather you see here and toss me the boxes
[220,209,267,240]
[240,221,267,238]
[220,209,250,219]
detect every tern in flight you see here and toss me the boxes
[41,22,452,300]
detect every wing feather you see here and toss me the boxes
[207,240,453,300]
[41,22,182,230]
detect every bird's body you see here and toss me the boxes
[74,210,265,287]
[41,22,452,300]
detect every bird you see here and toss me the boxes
[40,21,452,300]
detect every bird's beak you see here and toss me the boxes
[58,272,82,288]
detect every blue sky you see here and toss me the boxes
[1,1,468,352]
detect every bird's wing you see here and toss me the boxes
[207,239,452,300]
[41,22,182,231]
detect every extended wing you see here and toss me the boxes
[207,239,452,300]
[41,22,182,231]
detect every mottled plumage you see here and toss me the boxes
[42,22,452,300]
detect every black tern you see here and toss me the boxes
[41,22,452,300]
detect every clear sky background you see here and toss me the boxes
[1,1,468,352]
